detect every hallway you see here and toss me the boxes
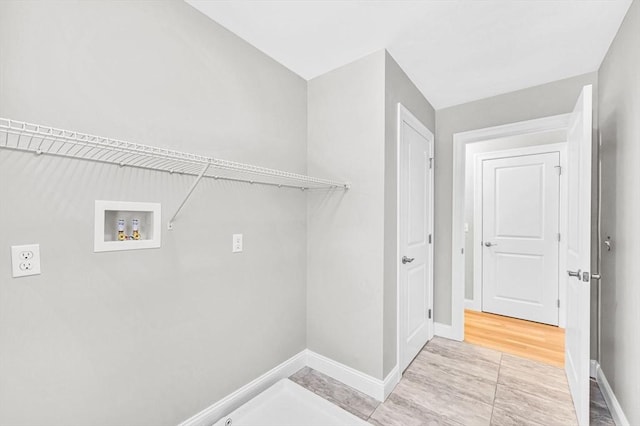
[464,309,565,367]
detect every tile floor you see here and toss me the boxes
[290,337,615,425]
[591,378,615,426]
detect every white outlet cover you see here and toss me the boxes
[11,244,41,278]
[232,234,243,253]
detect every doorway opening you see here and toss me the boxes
[450,85,593,426]
[463,142,568,367]
[451,115,571,360]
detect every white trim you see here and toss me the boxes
[383,365,400,399]
[181,349,402,425]
[94,200,162,252]
[454,114,571,145]
[396,103,435,375]
[306,350,390,401]
[592,361,630,426]
[434,322,460,341]
[590,359,598,378]
[451,113,571,341]
[470,143,568,327]
[464,299,478,311]
[179,350,307,426]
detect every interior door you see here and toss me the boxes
[398,104,434,373]
[565,85,592,426]
[481,152,560,325]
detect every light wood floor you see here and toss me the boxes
[464,309,565,368]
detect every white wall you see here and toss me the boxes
[306,51,386,379]
[0,2,308,425]
[598,0,640,423]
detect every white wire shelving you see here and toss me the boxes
[0,118,349,229]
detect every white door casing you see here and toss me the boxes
[451,114,571,341]
[565,85,592,426]
[481,152,560,325]
[397,104,434,373]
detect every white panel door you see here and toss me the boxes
[398,104,433,373]
[565,85,592,426]
[482,152,560,325]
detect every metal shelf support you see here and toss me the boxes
[167,162,210,230]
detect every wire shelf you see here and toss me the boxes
[0,118,349,190]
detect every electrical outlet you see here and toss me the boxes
[11,244,41,278]
[232,234,243,253]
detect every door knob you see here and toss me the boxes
[567,269,582,278]
[402,256,415,264]
[484,241,498,247]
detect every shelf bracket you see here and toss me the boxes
[167,162,210,230]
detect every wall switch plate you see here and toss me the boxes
[232,234,243,253]
[11,244,41,278]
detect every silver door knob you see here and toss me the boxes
[567,269,582,278]
[484,241,497,247]
[402,256,415,264]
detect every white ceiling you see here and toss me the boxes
[187,1,631,109]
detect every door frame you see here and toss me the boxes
[470,143,568,327]
[397,103,434,374]
[450,113,571,341]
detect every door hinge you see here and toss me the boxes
[557,299,560,308]
[557,233,561,242]
[555,165,562,175]
[428,234,432,244]
[429,158,434,169]
[428,309,432,319]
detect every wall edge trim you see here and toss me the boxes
[592,360,630,426]
[306,349,387,401]
[179,350,307,426]
[434,321,462,341]
[181,349,398,425]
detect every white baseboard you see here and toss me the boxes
[464,299,480,311]
[306,349,390,401]
[179,350,307,426]
[434,322,457,340]
[181,349,400,425]
[592,360,630,426]
[590,359,598,378]
[383,365,400,399]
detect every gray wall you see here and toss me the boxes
[307,51,387,379]
[383,52,435,376]
[306,50,434,380]
[463,130,566,301]
[598,0,640,423]
[0,2,308,425]
[434,72,598,327]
